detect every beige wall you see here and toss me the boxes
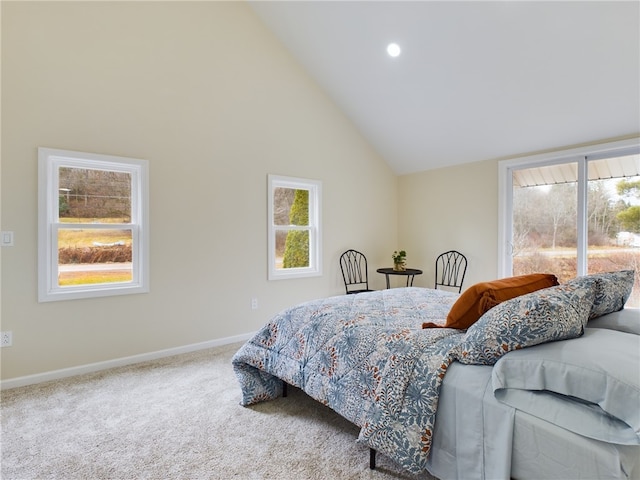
[0,2,398,381]
[397,159,499,289]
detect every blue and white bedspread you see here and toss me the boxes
[232,287,464,474]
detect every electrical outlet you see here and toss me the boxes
[251,298,258,310]
[1,331,13,347]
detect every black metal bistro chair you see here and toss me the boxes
[435,250,467,293]
[340,249,375,294]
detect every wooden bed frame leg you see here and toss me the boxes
[282,380,287,397]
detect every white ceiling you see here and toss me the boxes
[250,1,640,175]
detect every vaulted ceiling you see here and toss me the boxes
[250,1,640,175]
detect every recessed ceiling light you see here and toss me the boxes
[387,43,401,58]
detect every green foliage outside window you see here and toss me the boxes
[59,195,70,216]
[283,189,310,268]
[616,179,640,232]
[617,206,640,232]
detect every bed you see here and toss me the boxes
[232,270,640,479]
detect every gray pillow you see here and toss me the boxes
[492,328,640,445]
[588,308,640,335]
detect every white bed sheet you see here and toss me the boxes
[427,361,640,480]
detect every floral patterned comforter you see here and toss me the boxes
[232,287,465,474]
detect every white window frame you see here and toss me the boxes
[268,174,322,280]
[38,148,149,302]
[498,138,640,278]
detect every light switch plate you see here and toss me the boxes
[1,231,14,247]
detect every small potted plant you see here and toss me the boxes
[392,250,407,271]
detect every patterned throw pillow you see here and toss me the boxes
[454,282,595,366]
[568,270,635,320]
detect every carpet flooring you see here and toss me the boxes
[1,342,437,480]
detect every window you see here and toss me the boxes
[268,175,322,280]
[499,139,640,308]
[38,148,149,302]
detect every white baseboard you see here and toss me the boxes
[0,332,255,391]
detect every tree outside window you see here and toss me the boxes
[505,150,640,308]
[268,175,321,280]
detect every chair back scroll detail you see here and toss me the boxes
[340,249,374,294]
[435,250,467,293]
